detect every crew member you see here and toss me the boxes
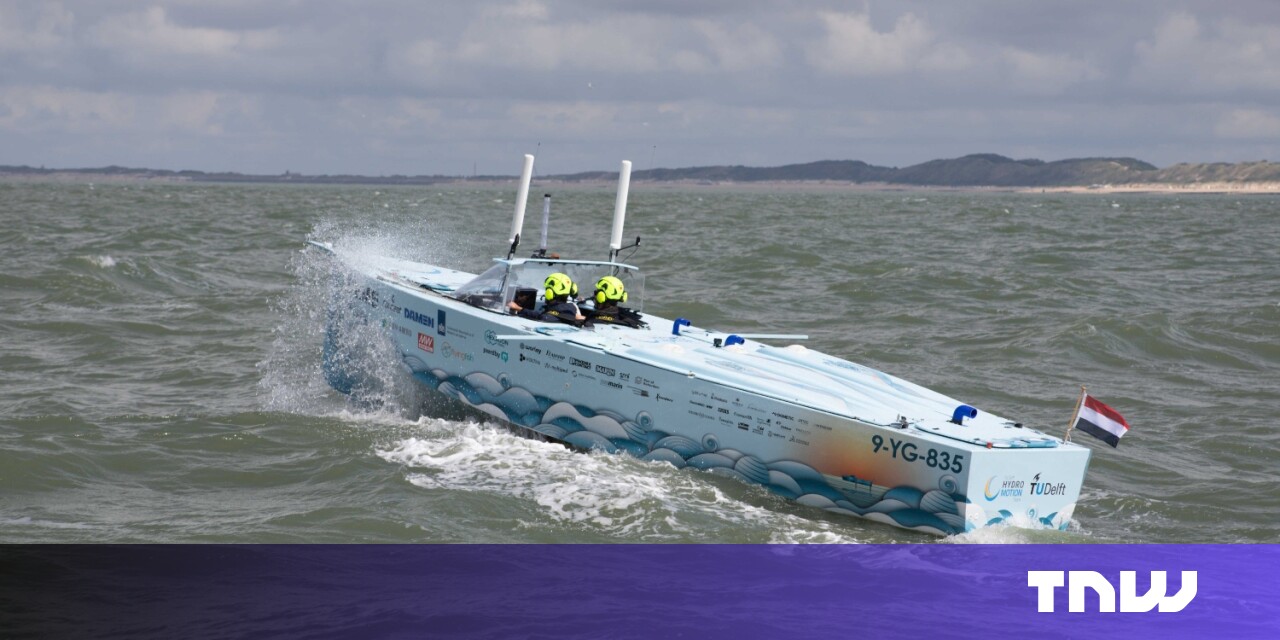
[587,275,646,328]
[509,272,585,325]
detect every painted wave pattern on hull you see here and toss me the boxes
[978,507,1068,531]
[407,360,975,535]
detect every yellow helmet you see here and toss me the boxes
[594,275,627,304]
[544,272,577,301]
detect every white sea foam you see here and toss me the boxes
[86,254,117,268]
[2,516,96,530]
[945,525,1036,544]
[378,422,867,543]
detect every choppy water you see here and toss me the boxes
[1,180,1277,543]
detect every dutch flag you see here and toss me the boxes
[1074,393,1131,447]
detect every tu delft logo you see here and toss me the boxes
[1028,571,1197,613]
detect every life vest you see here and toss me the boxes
[539,300,583,326]
[589,305,646,328]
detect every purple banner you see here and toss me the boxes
[1,545,1276,638]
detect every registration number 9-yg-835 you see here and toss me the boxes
[871,434,964,473]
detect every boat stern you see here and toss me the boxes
[959,442,1092,532]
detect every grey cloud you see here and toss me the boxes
[2,0,1278,174]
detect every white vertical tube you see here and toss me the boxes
[610,160,632,251]
[508,154,535,245]
[538,194,551,253]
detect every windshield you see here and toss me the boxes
[451,259,645,315]
[450,262,510,312]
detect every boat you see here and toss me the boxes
[310,154,1091,536]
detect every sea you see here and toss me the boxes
[2,180,1277,544]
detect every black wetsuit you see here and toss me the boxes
[588,304,646,328]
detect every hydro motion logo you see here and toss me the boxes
[984,476,1025,501]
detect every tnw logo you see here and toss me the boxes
[1027,571,1197,613]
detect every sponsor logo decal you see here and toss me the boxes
[1028,472,1067,496]
[520,343,542,354]
[482,347,508,362]
[602,380,623,390]
[519,353,541,365]
[544,363,569,374]
[544,350,566,361]
[437,310,447,336]
[417,333,434,353]
[594,364,616,377]
[484,330,508,347]
[569,357,591,369]
[440,342,473,362]
[404,308,435,328]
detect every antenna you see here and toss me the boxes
[507,154,535,259]
[609,160,631,262]
[536,193,551,257]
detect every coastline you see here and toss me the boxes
[1025,181,1280,194]
[4,172,1279,194]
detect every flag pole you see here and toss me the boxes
[1063,385,1087,442]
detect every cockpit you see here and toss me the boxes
[451,258,645,318]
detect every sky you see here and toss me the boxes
[3,0,1279,176]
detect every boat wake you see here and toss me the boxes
[377,421,869,543]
